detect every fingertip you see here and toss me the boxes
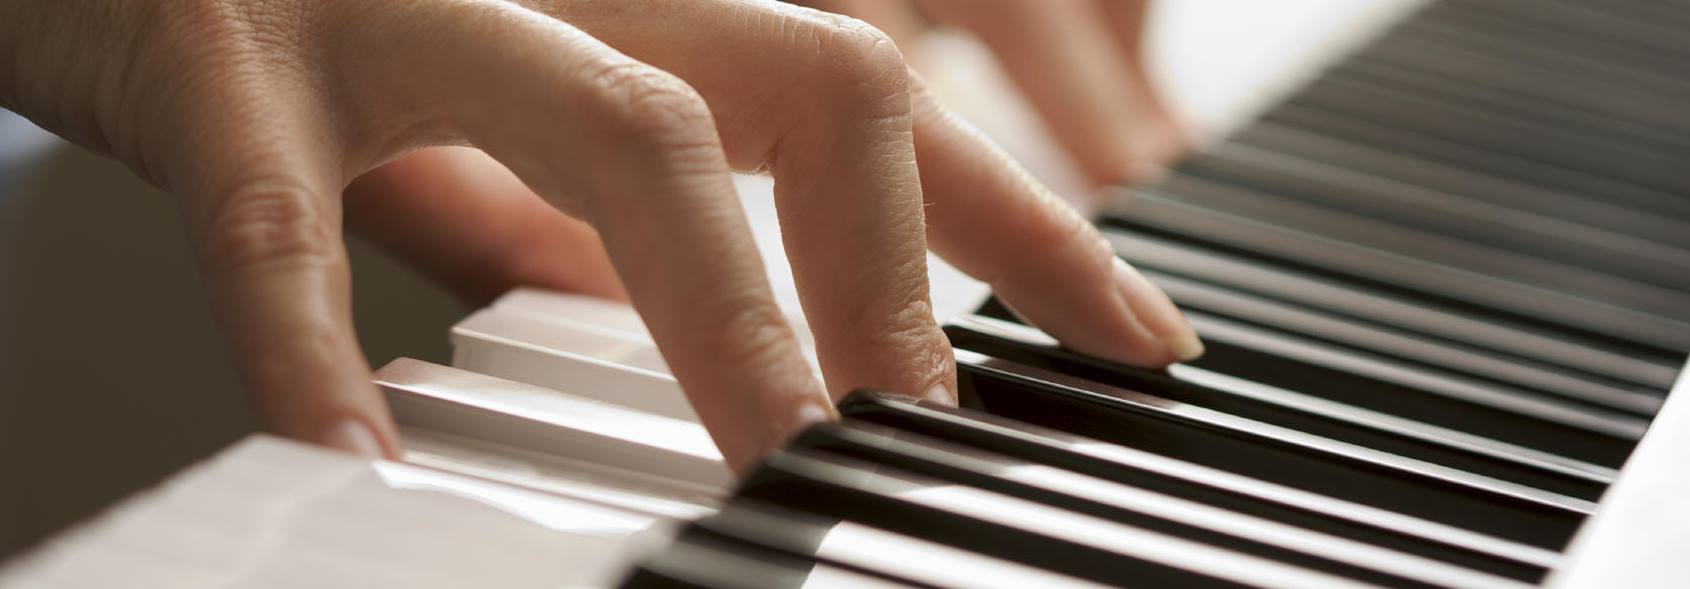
[318,418,390,459]
[1110,256,1201,366]
[1165,331,1206,363]
[722,392,837,476]
[923,381,957,406]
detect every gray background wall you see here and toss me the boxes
[0,113,467,559]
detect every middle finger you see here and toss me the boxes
[537,0,960,405]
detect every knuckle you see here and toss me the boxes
[796,13,911,116]
[585,61,719,153]
[854,293,954,394]
[198,182,337,277]
[858,292,943,354]
[700,294,798,370]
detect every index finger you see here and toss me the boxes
[169,100,399,458]
[908,73,1203,367]
[335,1,835,470]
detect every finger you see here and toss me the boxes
[165,88,398,458]
[337,1,832,471]
[793,0,929,50]
[764,23,958,405]
[920,0,1180,186]
[1095,0,1191,163]
[344,146,626,306]
[908,71,1202,366]
[524,1,959,406]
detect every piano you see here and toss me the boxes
[4,0,1687,586]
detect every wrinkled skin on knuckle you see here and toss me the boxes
[5,0,327,185]
[830,272,953,393]
[785,12,911,121]
[585,61,722,154]
[690,291,800,379]
[564,60,731,221]
[197,184,340,281]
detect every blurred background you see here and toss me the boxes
[0,0,1414,560]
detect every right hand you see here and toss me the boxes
[0,0,1200,471]
[803,0,1193,190]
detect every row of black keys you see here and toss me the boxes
[616,0,1690,585]
[622,317,1651,588]
[1091,0,1690,444]
[1111,0,1690,360]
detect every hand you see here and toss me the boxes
[802,0,1192,189]
[0,0,1201,471]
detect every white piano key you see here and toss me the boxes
[376,358,730,493]
[1548,359,1690,589]
[485,287,825,374]
[0,436,676,589]
[450,308,697,421]
[492,289,652,338]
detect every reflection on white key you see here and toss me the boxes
[487,288,825,373]
[493,288,654,338]
[0,435,678,589]
[376,359,731,495]
[451,308,697,421]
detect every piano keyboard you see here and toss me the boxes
[5,1,1687,588]
[603,1,1690,587]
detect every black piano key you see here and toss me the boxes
[1288,75,1690,197]
[1187,314,1644,463]
[945,317,1621,495]
[1102,228,1683,391]
[1289,75,1690,198]
[1389,19,1690,107]
[735,449,1353,588]
[941,346,1592,548]
[1144,172,1690,321]
[620,529,916,589]
[1230,122,1690,253]
[1445,0,1690,59]
[1540,0,1690,30]
[1329,58,1690,157]
[1145,269,1664,415]
[1101,190,1690,352]
[791,421,1528,589]
[1174,144,1690,294]
[836,391,1556,581]
[1420,1,1690,80]
[1352,33,1690,137]
[692,501,1113,589]
[970,299,1646,467]
[1261,103,1690,223]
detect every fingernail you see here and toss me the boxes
[1164,331,1206,362]
[1117,161,1169,188]
[794,396,840,424]
[321,419,385,458]
[924,382,957,405]
[1111,257,1204,363]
